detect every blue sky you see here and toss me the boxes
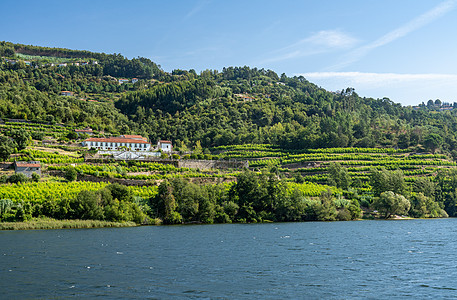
[2,0,457,106]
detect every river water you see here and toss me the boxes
[1,219,457,299]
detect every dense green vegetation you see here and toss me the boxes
[2,41,457,227]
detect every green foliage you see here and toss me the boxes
[0,135,15,161]
[7,173,29,184]
[64,166,78,182]
[370,168,406,197]
[327,162,351,189]
[372,191,411,219]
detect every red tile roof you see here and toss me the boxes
[15,161,41,168]
[85,137,150,144]
[158,140,172,144]
[122,135,144,138]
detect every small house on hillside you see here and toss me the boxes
[14,161,41,177]
[118,78,129,84]
[61,91,73,96]
[75,128,93,136]
[158,140,173,152]
[132,78,139,83]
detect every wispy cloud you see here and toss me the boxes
[330,0,457,70]
[184,0,211,21]
[258,29,359,64]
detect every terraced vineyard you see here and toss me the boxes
[215,144,455,187]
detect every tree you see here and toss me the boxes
[372,191,411,219]
[107,183,132,202]
[423,133,443,154]
[10,128,31,150]
[193,140,203,155]
[315,189,337,221]
[154,181,182,224]
[64,166,77,182]
[327,162,351,189]
[370,168,406,197]
[0,136,15,161]
[69,190,104,220]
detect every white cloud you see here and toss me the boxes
[259,29,359,64]
[306,30,359,49]
[331,0,457,70]
[297,72,457,105]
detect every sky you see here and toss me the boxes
[2,0,457,106]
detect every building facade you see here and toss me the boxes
[14,161,41,177]
[157,140,173,152]
[83,136,151,151]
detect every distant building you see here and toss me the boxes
[121,135,148,142]
[157,140,173,152]
[14,161,41,177]
[61,91,73,96]
[58,63,67,67]
[83,136,151,151]
[118,78,129,84]
[132,78,139,83]
[234,94,254,101]
[24,61,31,66]
[75,128,93,136]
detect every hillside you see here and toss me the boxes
[1,41,457,226]
[2,41,457,155]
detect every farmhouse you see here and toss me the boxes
[61,91,73,96]
[132,78,139,83]
[83,136,151,151]
[118,78,129,84]
[157,140,173,152]
[14,161,41,177]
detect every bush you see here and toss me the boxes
[65,166,77,181]
[336,208,351,221]
[31,172,40,182]
[8,173,29,184]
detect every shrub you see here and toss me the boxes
[65,166,77,181]
[8,173,29,184]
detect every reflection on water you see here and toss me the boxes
[1,219,457,299]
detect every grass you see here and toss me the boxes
[0,218,138,230]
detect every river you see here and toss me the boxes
[1,219,457,299]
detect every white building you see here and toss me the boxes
[157,140,173,152]
[83,136,151,151]
[132,78,139,83]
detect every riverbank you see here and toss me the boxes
[0,218,138,230]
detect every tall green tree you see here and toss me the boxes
[372,191,410,219]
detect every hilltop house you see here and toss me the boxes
[83,135,151,151]
[132,78,139,83]
[14,161,41,177]
[118,78,129,84]
[61,91,73,96]
[157,140,173,152]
